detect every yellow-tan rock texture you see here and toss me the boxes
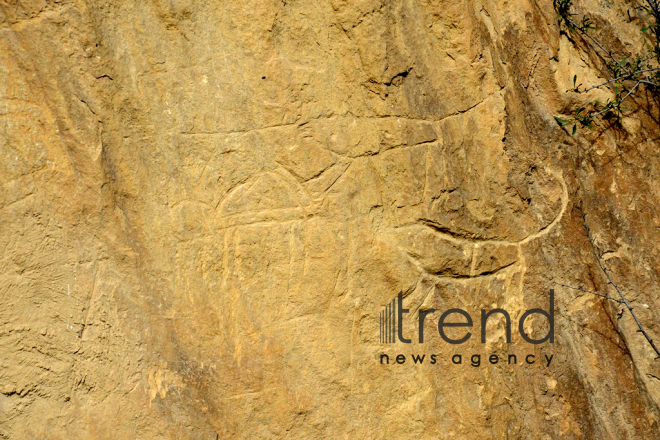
[1,0,660,438]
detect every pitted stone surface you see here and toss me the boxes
[1,1,660,438]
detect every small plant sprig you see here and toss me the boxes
[553,0,660,133]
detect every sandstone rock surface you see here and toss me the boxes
[1,0,660,438]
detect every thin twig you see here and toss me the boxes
[643,0,660,64]
[590,81,641,117]
[579,68,660,92]
[577,205,660,359]
[567,18,631,74]
[639,79,660,87]
[556,282,624,303]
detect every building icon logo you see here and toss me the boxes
[380,295,397,343]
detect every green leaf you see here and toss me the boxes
[554,116,567,126]
[572,124,577,135]
[573,75,577,88]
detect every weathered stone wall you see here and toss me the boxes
[1,0,659,438]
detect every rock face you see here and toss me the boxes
[1,0,660,438]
